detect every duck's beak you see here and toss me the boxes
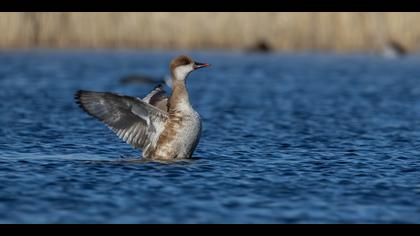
[193,61,211,70]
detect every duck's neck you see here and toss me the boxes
[169,79,192,113]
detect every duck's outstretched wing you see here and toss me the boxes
[142,84,169,112]
[75,90,168,149]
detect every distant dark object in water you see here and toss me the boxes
[120,74,172,88]
[247,40,273,53]
[382,40,407,59]
[120,74,163,85]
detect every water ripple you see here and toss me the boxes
[0,51,420,223]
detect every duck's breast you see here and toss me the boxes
[152,110,201,159]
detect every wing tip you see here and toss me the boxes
[74,90,94,116]
[74,90,85,106]
[153,83,164,91]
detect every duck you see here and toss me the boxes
[382,40,407,59]
[75,55,210,160]
[119,74,172,88]
[246,39,273,53]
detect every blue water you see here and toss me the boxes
[1,50,420,223]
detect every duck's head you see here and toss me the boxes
[170,55,210,81]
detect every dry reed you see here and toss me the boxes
[0,12,418,52]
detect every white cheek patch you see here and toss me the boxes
[174,64,194,80]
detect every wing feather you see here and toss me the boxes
[142,84,169,112]
[75,90,168,149]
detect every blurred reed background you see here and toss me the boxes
[0,12,418,52]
